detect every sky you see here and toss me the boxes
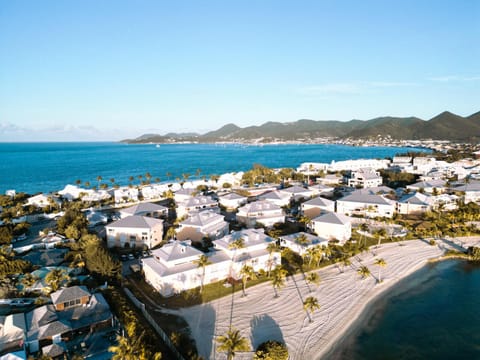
[0,0,479,141]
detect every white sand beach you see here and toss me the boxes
[178,237,480,360]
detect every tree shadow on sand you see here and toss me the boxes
[250,314,285,350]
[190,303,216,358]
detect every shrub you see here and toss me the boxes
[254,340,288,360]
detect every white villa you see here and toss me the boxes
[114,187,139,204]
[218,192,248,210]
[142,229,280,297]
[176,210,229,243]
[59,185,110,202]
[25,194,61,209]
[308,184,335,197]
[310,212,352,243]
[105,215,164,248]
[336,193,395,218]
[406,179,448,194]
[174,188,197,203]
[301,196,335,219]
[396,192,434,215]
[279,232,329,256]
[176,196,219,217]
[451,181,480,203]
[258,191,291,207]
[236,200,285,228]
[279,185,313,201]
[346,168,383,188]
[119,202,168,219]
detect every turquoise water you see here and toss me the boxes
[328,260,480,360]
[0,142,420,194]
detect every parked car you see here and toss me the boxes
[120,254,128,261]
[128,253,135,260]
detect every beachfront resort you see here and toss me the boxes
[2,147,480,359]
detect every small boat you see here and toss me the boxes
[156,144,161,148]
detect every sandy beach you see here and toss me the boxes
[177,237,480,359]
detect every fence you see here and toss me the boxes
[124,288,186,360]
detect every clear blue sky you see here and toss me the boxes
[1,0,479,141]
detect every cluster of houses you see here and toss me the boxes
[2,155,480,356]
[0,286,113,360]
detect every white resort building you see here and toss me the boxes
[176,210,229,243]
[105,215,164,248]
[236,200,285,228]
[142,229,280,297]
[309,212,352,244]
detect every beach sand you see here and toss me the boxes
[178,237,480,360]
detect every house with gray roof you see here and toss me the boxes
[258,190,291,207]
[406,179,448,194]
[106,215,163,248]
[176,195,219,217]
[396,192,434,215]
[310,213,352,243]
[119,202,168,219]
[177,210,229,243]
[25,286,112,354]
[237,200,285,228]
[345,168,383,189]
[142,229,281,297]
[218,192,247,210]
[0,314,26,357]
[301,196,335,219]
[279,185,313,201]
[279,232,329,255]
[336,193,395,218]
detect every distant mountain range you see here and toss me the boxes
[122,110,480,143]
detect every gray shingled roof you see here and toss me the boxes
[26,304,58,329]
[50,285,90,306]
[107,215,163,229]
[220,193,246,201]
[312,212,351,225]
[181,211,225,227]
[303,196,334,207]
[239,200,282,212]
[121,202,168,216]
[42,342,66,357]
[153,241,203,263]
[338,193,393,206]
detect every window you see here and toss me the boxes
[130,235,136,241]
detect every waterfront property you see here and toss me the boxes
[345,168,383,188]
[279,232,329,256]
[396,192,434,215]
[258,190,291,207]
[106,215,164,248]
[142,229,281,297]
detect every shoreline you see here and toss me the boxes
[177,237,480,360]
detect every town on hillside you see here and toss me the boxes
[2,144,480,359]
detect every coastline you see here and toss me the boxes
[177,237,480,360]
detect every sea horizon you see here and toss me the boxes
[0,142,426,195]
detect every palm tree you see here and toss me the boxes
[271,266,287,298]
[75,179,82,186]
[165,226,177,240]
[239,265,257,297]
[96,176,103,187]
[193,254,212,294]
[266,242,278,277]
[110,178,115,185]
[374,258,387,283]
[84,181,91,188]
[216,327,250,360]
[45,268,69,292]
[375,228,387,248]
[303,296,321,323]
[295,233,310,248]
[357,265,371,280]
[305,272,320,292]
[109,323,162,360]
[166,172,172,181]
[304,247,316,267]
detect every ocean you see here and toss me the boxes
[0,142,422,194]
[328,259,480,360]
